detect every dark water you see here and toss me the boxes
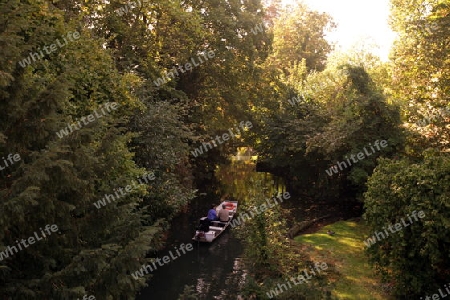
[136,156,284,300]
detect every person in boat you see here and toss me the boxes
[198,217,210,232]
[194,217,210,240]
[218,204,230,224]
[207,204,218,221]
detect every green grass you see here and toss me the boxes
[294,220,393,300]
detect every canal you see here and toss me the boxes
[135,154,284,299]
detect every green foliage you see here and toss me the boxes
[235,180,293,277]
[391,0,450,152]
[3,0,449,298]
[268,3,336,72]
[256,64,404,200]
[241,274,334,300]
[363,151,450,296]
[236,179,333,299]
[360,2,450,295]
[295,221,391,299]
[0,0,196,298]
[177,285,198,300]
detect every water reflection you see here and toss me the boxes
[215,159,285,203]
[136,155,284,300]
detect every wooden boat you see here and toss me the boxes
[192,201,238,243]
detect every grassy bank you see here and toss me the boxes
[294,220,394,300]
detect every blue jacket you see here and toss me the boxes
[207,209,217,221]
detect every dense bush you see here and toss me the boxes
[363,150,450,297]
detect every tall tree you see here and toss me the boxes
[0,1,167,298]
[267,2,335,73]
[390,0,450,151]
[362,1,450,296]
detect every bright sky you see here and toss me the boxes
[282,0,397,61]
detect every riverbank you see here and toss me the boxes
[284,194,363,238]
[295,220,394,299]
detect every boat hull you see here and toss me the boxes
[192,201,238,243]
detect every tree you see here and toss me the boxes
[362,2,450,296]
[250,2,340,198]
[267,2,335,73]
[390,0,450,152]
[0,1,167,298]
[256,64,404,200]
